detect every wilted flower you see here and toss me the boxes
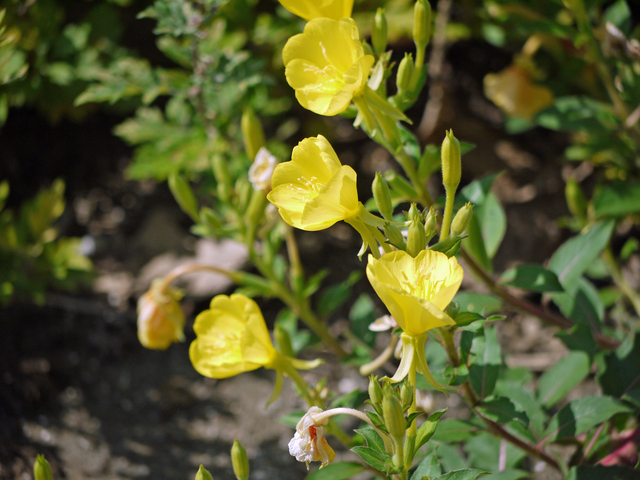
[283,18,374,116]
[484,64,554,120]
[267,135,359,231]
[137,280,186,350]
[190,294,278,378]
[249,147,278,192]
[288,406,336,469]
[277,0,353,21]
[366,250,462,337]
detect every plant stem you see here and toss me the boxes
[601,245,640,318]
[440,188,454,241]
[459,248,621,350]
[440,327,562,471]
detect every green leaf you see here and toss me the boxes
[537,352,591,408]
[454,292,503,316]
[548,220,615,288]
[566,465,639,480]
[415,409,447,453]
[464,433,527,472]
[478,192,506,259]
[500,265,563,292]
[495,380,546,438]
[434,468,489,480]
[411,451,442,480]
[432,419,479,442]
[305,462,365,480]
[354,428,385,454]
[602,0,631,34]
[468,325,501,399]
[543,396,632,442]
[168,174,199,222]
[593,181,640,218]
[536,96,619,132]
[482,470,530,480]
[598,333,640,397]
[351,446,390,472]
[477,396,528,427]
[317,271,362,318]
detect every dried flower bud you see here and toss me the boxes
[249,147,278,193]
[137,280,185,350]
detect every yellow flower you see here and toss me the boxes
[189,294,278,378]
[137,281,185,350]
[484,64,554,120]
[366,250,463,337]
[283,18,374,116]
[267,135,359,231]
[277,0,353,21]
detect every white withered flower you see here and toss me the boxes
[249,147,278,192]
[288,406,336,469]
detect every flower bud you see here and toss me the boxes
[241,107,265,162]
[407,203,421,222]
[424,206,438,243]
[441,129,461,194]
[372,8,388,56]
[368,375,383,404]
[384,223,406,250]
[137,281,185,350]
[195,465,214,480]
[406,209,426,257]
[373,172,394,221]
[231,440,250,480]
[400,382,413,406]
[396,53,414,92]
[383,392,406,442]
[413,0,433,50]
[565,177,588,222]
[169,173,199,221]
[34,455,52,480]
[451,202,474,236]
[212,154,232,201]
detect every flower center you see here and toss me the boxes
[289,175,323,202]
[401,263,446,300]
[203,331,242,364]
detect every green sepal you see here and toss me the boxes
[364,86,411,123]
[266,370,284,406]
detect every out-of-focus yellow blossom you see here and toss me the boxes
[366,250,463,388]
[249,147,278,193]
[283,18,374,116]
[190,294,277,378]
[267,135,359,231]
[137,280,186,350]
[277,0,353,21]
[484,64,554,120]
[366,250,462,337]
[288,406,336,469]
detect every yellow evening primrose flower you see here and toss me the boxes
[267,135,359,231]
[278,0,353,21]
[366,250,464,388]
[283,18,374,116]
[137,280,185,350]
[190,294,278,378]
[484,64,554,121]
[366,250,463,336]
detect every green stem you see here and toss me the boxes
[440,188,455,241]
[601,245,640,317]
[395,148,433,208]
[276,355,316,407]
